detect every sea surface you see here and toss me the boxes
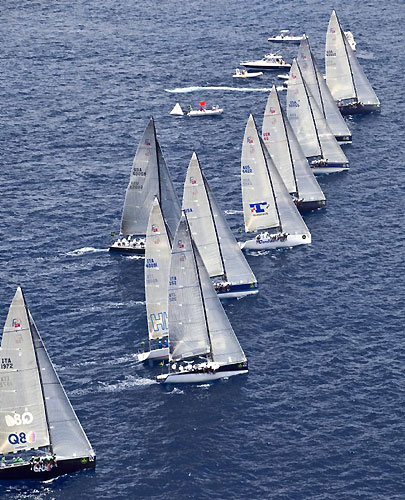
[1,1,404,499]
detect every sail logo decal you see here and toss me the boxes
[150,312,168,332]
[330,27,336,33]
[5,411,34,427]
[247,136,254,144]
[190,177,197,184]
[183,208,193,214]
[250,202,269,215]
[146,258,158,269]
[1,357,13,370]
[151,224,158,233]
[326,50,336,57]
[242,165,252,173]
[263,132,271,141]
[269,107,276,114]
[177,240,184,249]
[8,431,36,447]
[169,276,177,286]
[11,318,21,329]
[301,54,307,60]
[145,140,151,146]
[289,100,300,108]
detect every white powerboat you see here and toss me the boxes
[233,68,263,78]
[187,105,223,116]
[268,30,304,43]
[344,31,356,51]
[240,53,291,71]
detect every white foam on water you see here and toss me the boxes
[224,209,243,215]
[98,375,157,392]
[66,247,108,256]
[165,86,274,93]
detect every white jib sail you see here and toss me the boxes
[145,197,171,341]
[325,10,357,102]
[262,86,325,203]
[241,114,280,233]
[182,152,257,286]
[287,59,321,158]
[297,35,351,139]
[0,287,50,455]
[29,312,94,460]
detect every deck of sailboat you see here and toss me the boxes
[157,362,248,384]
[0,456,96,481]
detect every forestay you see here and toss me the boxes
[29,313,94,460]
[241,115,280,233]
[183,153,256,286]
[0,288,50,455]
[145,198,171,341]
[298,35,351,139]
[262,86,325,203]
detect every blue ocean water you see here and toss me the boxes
[1,0,404,498]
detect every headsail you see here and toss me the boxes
[168,215,246,365]
[262,86,325,203]
[120,117,180,237]
[287,59,348,165]
[182,152,257,286]
[0,287,50,455]
[297,35,351,140]
[145,198,171,341]
[326,10,379,106]
[29,312,94,459]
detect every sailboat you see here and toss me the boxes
[240,114,311,251]
[297,35,352,145]
[157,214,248,384]
[0,287,96,480]
[325,10,380,115]
[287,59,350,174]
[137,198,171,362]
[182,152,258,299]
[262,85,326,213]
[109,117,181,254]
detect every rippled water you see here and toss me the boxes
[1,0,404,498]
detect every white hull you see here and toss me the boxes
[241,233,311,250]
[218,288,259,300]
[233,71,263,78]
[157,369,247,384]
[136,347,169,362]
[241,61,291,70]
[109,236,146,252]
[311,166,349,175]
[187,108,223,116]
[268,36,303,43]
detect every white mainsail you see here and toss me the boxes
[241,115,279,233]
[0,287,50,454]
[120,117,180,237]
[326,10,379,106]
[297,35,351,140]
[145,198,171,342]
[287,59,348,165]
[168,215,246,365]
[262,86,325,203]
[182,152,256,286]
[242,114,310,236]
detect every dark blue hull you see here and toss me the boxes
[338,103,380,116]
[216,282,259,299]
[109,245,145,255]
[0,456,96,481]
[296,199,327,213]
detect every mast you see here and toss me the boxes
[276,90,299,197]
[202,172,227,281]
[21,289,53,454]
[152,118,163,204]
[296,61,324,158]
[184,213,213,361]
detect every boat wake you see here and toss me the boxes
[165,86,274,93]
[98,375,157,392]
[66,247,108,256]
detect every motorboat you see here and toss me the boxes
[240,53,291,71]
[268,30,304,43]
[233,68,263,78]
[187,104,223,116]
[344,31,356,51]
